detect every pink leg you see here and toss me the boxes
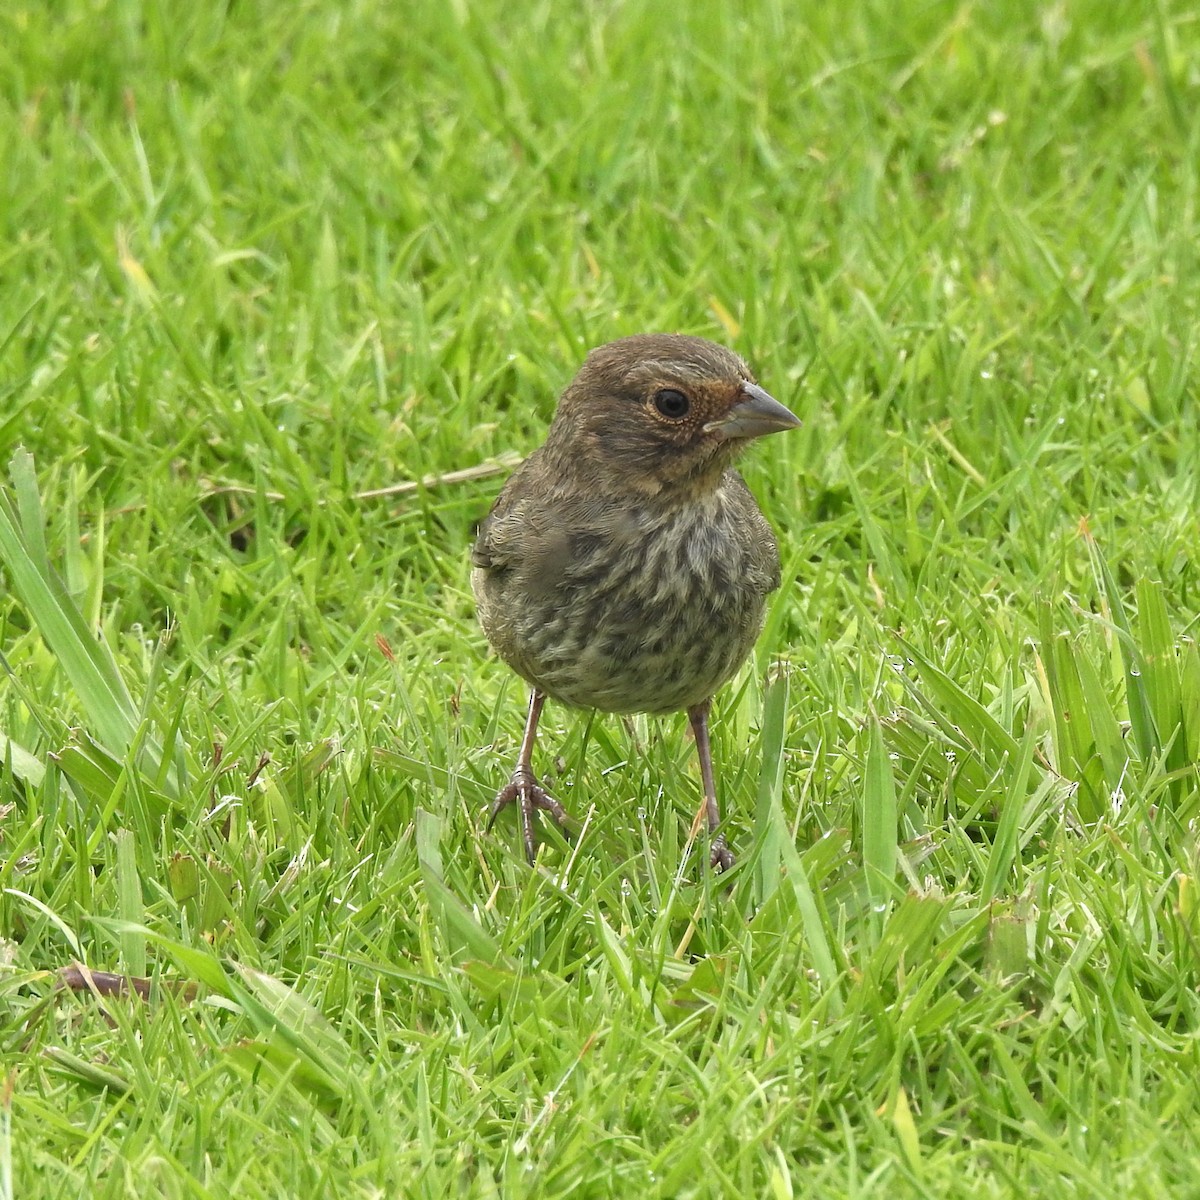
[688,699,734,872]
[487,690,569,863]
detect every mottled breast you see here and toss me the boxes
[472,469,781,714]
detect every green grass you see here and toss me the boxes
[2,0,1200,1195]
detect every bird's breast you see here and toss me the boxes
[474,478,780,714]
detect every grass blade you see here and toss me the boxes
[863,717,898,899]
[0,450,179,797]
[753,665,790,903]
[979,727,1036,905]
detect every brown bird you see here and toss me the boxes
[471,334,799,870]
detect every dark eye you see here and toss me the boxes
[654,388,690,419]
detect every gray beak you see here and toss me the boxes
[704,382,802,441]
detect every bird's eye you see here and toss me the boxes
[653,388,690,419]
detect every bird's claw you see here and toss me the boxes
[487,768,570,863]
[710,834,735,873]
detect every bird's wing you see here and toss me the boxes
[471,456,529,571]
[724,470,782,592]
[470,506,505,570]
[470,457,574,581]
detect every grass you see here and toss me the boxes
[2,0,1200,1195]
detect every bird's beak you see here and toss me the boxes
[704,382,802,441]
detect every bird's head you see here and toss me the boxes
[544,334,800,497]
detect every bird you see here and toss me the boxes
[471,333,799,871]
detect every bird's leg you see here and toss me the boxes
[487,689,569,863]
[688,699,734,872]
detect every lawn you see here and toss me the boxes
[2,0,1199,1195]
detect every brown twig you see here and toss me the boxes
[198,451,522,504]
[99,453,522,519]
[56,962,198,1003]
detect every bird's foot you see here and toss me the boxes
[486,767,570,864]
[710,834,735,873]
